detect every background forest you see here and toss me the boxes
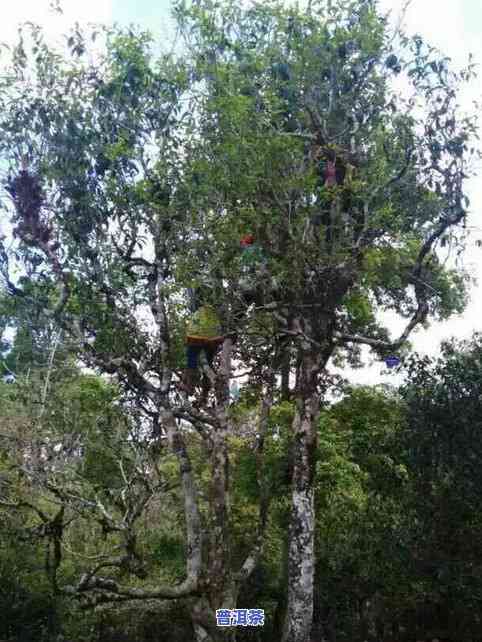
[1,1,481,641]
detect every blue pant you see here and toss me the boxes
[186,345,217,369]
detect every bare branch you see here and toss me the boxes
[63,574,199,601]
[235,381,274,586]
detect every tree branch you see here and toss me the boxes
[235,381,274,587]
[63,574,199,601]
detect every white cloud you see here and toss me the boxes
[0,0,113,47]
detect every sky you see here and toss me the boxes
[1,0,481,385]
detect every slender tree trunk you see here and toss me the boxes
[282,348,320,642]
[190,339,237,642]
[190,419,237,642]
[191,341,273,642]
[208,427,232,602]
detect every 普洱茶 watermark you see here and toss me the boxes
[216,609,265,627]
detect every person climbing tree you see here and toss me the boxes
[323,154,338,187]
[183,304,224,396]
[307,144,358,247]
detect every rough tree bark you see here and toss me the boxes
[282,340,322,642]
[190,337,273,642]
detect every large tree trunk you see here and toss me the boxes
[189,423,237,642]
[190,340,273,642]
[190,339,237,642]
[282,349,320,642]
